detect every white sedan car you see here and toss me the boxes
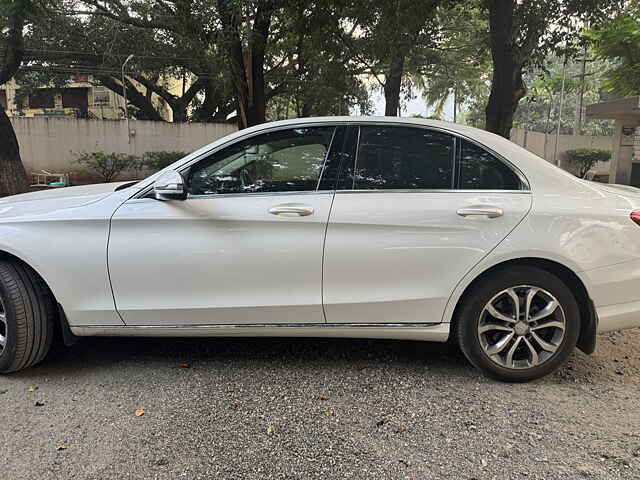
[1,117,639,381]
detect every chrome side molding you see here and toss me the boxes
[71,322,451,342]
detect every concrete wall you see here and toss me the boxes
[11,118,616,182]
[510,128,614,176]
[11,117,237,174]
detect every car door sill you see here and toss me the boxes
[71,322,450,342]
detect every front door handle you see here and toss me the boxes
[457,206,503,218]
[269,203,314,217]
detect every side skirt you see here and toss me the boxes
[71,322,451,342]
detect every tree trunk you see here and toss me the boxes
[384,53,405,116]
[0,107,29,197]
[218,0,274,129]
[485,0,526,138]
[0,0,29,196]
[192,79,234,122]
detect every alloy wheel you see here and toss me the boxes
[477,285,566,370]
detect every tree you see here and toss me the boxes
[0,0,33,196]
[586,2,640,96]
[513,54,615,136]
[343,0,448,116]
[77,0,373,128]
[59,0,236,122]
[216,0,276,128]
[484,0,617,138]
[266,0,371,119]
[565,148,611,178]
[416,2,492,123]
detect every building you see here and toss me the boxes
[0,74,174,121]
[586,97,640,186]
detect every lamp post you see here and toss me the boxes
[121,54,134,143]
[553,56,567,167]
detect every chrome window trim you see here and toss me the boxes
[124,190,336,204]
[336,189,531,195]
[131,119,531,200]
[186,190,335,200]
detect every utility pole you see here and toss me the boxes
[121,54,134,144]
[453,87,457,123]
[554,56,568,167]
[574,43,587,135]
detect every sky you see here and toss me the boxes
[369,89,456,120]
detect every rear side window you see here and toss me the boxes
[352,126,455,190]
[458,139,523,190]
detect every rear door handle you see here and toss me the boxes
[456,206,503,218]
[269,203,314,217]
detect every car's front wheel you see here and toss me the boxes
[456,266,580,382]
[0,260,55,373]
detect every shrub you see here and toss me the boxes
[565,148,612,179]
[73,152,141,183]
[139,151,186,172]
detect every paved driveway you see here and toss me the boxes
[1,330,640,479]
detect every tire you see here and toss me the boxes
[0,260,55,373]
[455,266,580,382]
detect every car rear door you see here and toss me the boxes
[108,124,344,326]
[322,124,532,324]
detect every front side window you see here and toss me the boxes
[458,139,523,190]
[189,126,335,195]
[352,126,455,190]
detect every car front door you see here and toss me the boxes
[108,125,341,326]
[322,124,532,324]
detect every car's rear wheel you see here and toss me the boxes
[456,266,580,382]
[0,260,55,373]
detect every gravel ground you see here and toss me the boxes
[1,329,640,480]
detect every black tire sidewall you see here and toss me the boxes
[0,276,19,372]
[457,266,580,382]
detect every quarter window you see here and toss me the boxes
[353,126,454,190]
[188,127,335,195]
[458,139,523,190]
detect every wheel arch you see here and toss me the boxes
[448,257,597,355]
[0,249,54,295]
[0,249,77,346]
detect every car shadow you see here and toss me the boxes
[12,336,476,379]
[5,334,614,386]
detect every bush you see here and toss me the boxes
[73,152,141,183]
[565,148,612,179]
[139,151,186,172]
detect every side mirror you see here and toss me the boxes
[153,170,187,200]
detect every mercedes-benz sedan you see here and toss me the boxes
[1,117,639,381]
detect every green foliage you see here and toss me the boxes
[514,54,615,136]
[340,0,449,115]
[73,151,140,183]
[565,148,611,178]
[73,151,187,182]
[266,0,372,119]
[417,1,492,124]
[586,3,640,96]
[139,151,186,171]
